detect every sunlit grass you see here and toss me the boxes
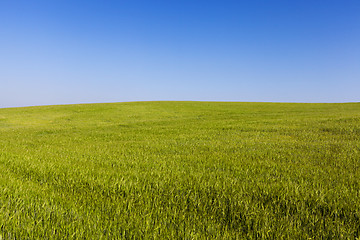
[0,101,359,239]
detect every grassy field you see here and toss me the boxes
[0,101,359,239]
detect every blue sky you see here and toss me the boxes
[1,0,359,107]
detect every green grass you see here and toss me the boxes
[0,101,359,239]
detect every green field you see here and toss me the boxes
[0,101,359,239]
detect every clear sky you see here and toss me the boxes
[1,0,359,107]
